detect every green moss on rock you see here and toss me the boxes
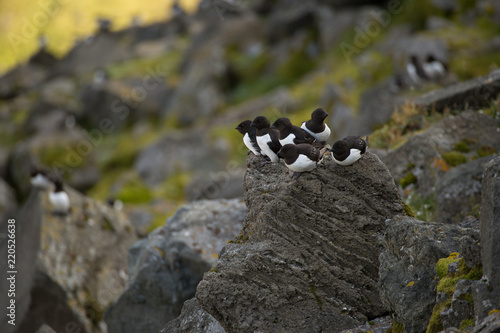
[460,318,475,330]
[477,145,497,157]
[436,253,461,279]
[402,201,417,217]
[389,321,405,333]
[441,151,467,167]
[399,171,417,188]
[453,140,471,153]
[116,178,153,204]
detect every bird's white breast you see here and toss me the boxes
[406,63,420,83]
[286,154,317,172]
[30,175,52,190]
[301,123,331,142]
[333,149,362,166]
[244,133,260,155]
[279,134,296,146]
[49,191,70,213]
[257,134,279,162]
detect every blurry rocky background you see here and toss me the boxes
[0,0,499,332]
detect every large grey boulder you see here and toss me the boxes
[473,156,500,322]
[105,199,246,333]
[161,298,225,333]
[473,312,500,333]
[14,271,87,333]
[196,152,405,332]
[435,156,495,224]
[379,216,480,333]
[413,69,500,112]
[383,111,500,204]
[38,186,137,333]
[0,190,43,333]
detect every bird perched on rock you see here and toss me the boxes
[330,136,367,166]
[406,55,426,84]
[422,55,447,81]
[278,143,326,180]
[271,117,315,146]
[49,179,70,215]
[301,108,331,143]
[236,120,261,156]
[30,167,53,190]
[251,116,281,164]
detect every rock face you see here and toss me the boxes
[0,190,43,333]
[161,298,225,333]
[473,156,500,321]
[35,186,137,333]
[196,152,405,332]
[105,199,246,333]
[435,156,494,224]
[413,69,500,112]
[379,216,480,333]
[384,111,500,198]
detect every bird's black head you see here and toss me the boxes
[251,116,270,130]
[311,108,328,122]
[53,179,64,192]
[30,166,48,178]
[331,140,348,154]
[271,117,292,132]
[277,144,297,159]
[426,54,437,63]
[235,120,252,134]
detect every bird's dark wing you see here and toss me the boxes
[352,137,367,154]
[293,127,315,144]
[248,127,261,153]
[268,128,282,154]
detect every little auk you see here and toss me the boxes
[301,108,331,143]
[407,55,426,84]
[236,120,261,156]
[30,167,53,190]
[278,143,328,180]
[251,116,282,164]
[271,117,315,146]
[422,55,447,81]
[49,179,70,215]
[330,136,367,166]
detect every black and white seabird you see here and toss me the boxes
[422,55,447,81]
[301,108,331,143]
[407,55,427,84]
[107,198,124,211]
[330,136,367,166]
[277,143,324,180]
[30,168,53,190]
[236,120,261,156]
[49,179,70,215]
[251,116,282,163]
[271,117,315,146]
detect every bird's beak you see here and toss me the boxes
[235,127,238,130]
[277,150,283,158]
[250,122,255,127]
[270,125,276,129]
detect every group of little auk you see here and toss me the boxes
[236,107,367,180]
[28,107,364,215]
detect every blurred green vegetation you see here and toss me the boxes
[0,0,199,75]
